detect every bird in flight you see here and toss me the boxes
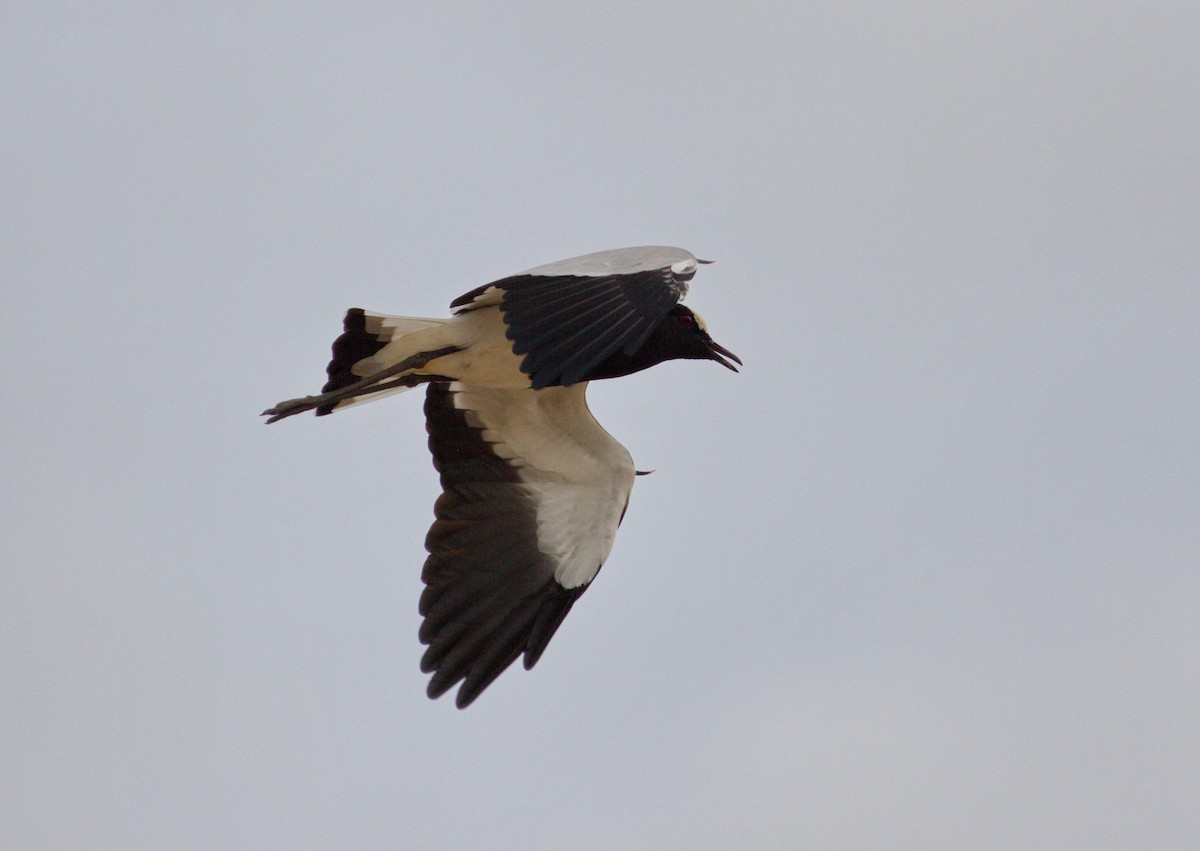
[264,246,740,707]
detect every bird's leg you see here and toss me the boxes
[262,345,461,423]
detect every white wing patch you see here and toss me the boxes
[519,245,697,278]
[450,382,635,589]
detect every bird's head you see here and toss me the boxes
[659,305,742,372]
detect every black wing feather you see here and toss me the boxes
[503,270,681,388]
[450,268,685,389]
[419,382,588,708]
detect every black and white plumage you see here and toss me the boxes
[264,246,740,707]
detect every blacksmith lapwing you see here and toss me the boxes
[264,246,740,707]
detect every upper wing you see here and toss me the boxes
[420,380,636,708]
[448,246,700,389]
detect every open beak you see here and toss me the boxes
[706,339,742,372]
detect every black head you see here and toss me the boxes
[579,304,742,382]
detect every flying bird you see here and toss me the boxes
[264,246,740,707]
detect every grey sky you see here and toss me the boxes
[3,3,1197,848]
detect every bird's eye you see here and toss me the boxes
[678,313,695,328]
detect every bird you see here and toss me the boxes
[263,245,740,708]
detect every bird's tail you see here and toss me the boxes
[322,309,448,408]
[263,309,460,423]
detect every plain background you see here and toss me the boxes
[3,3,1197,849]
